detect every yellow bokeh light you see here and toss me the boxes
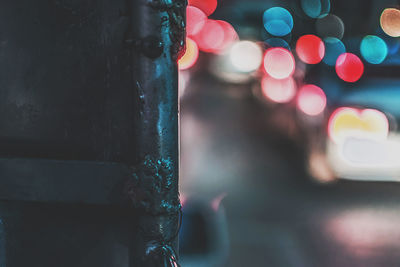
[380,8,400,37]
[328,107,389,143]
[179,37,199,70]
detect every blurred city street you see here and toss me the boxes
[180,73,400,267]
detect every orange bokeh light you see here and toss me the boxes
[179,37,199,70]
[380,8,400,37]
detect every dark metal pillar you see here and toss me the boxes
[0,0,186,266]
[126,0,186,265]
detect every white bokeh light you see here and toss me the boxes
[229,41,263,73]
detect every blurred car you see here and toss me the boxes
[179,197,229,267]
[305,36,400,182]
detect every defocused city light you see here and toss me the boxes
[186,6,207,37]
[327,134,400,180]
[229,41,263,73]
[316,14,345,39]
[188,0,217,16]
[263,7,294,37]
[301,0,330,18]
[341,137,395,166]
[385,36,400,55]
[263,48,295,79]
[308,151,336,183]
[264,38,290,50]
[360,35,388,64]
[335,53,364,82]
[296,34,325,64]
[328,107,389,144]
[261,76,297,103]
[216,20,239,53]
[323,37,346,66]
[194,19,225,53]
[210,52,254,84]
[380,8,400,37]
[326,209,400,251]
[297,84,327,116]
[194,19,238,54]
[179,37,199,70]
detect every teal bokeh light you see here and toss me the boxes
[263,7,294,37]
[301,0,330,18]
[265,38,290,50]
[360,35,388,64]
[323,37,346,66]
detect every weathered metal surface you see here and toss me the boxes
[0,0,185,265]
[125,0,185,265]
[0,0,138,163]
[0,158,129,204]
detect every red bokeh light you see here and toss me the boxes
[263,48,295,79]
[296,34,325,64]
[194,19,224,53]
[297,84,327,116]
[335,53,364,82]
[215,20,238,52]
[188,0,217,16]
[193,19,237,54]
[261,76,297,103]
[187,6,207,37]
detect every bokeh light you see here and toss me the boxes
[263,7,294,37]
[230,41,263,73]
[380,8,400,37]
[301,0,330,18]
[188,0,217,16]
[360,35,388,64]
[323,37,346,66]
[194,19,224,53]
[296,35,325,64]
[210,53,254,84]
[261,76,297,103]
[264,38,290,50]
[328,107,389,144]
[316,14,345,39]
[179,37,199,70]
[335,53,364,83]
[297,84,327,116]
[384,36,400,55]
[263,48,295,79]
[186,6,207,37]
[216,20,239,53]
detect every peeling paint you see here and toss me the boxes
[147,0,187,60]
[125,155,180,215]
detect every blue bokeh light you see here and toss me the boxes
[301,0,330,18]
[323,37,346,66]
[263,7,294,37]
[360,35,388,64]
[265,38,290,50]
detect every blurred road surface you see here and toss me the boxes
[180,73,400,267]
